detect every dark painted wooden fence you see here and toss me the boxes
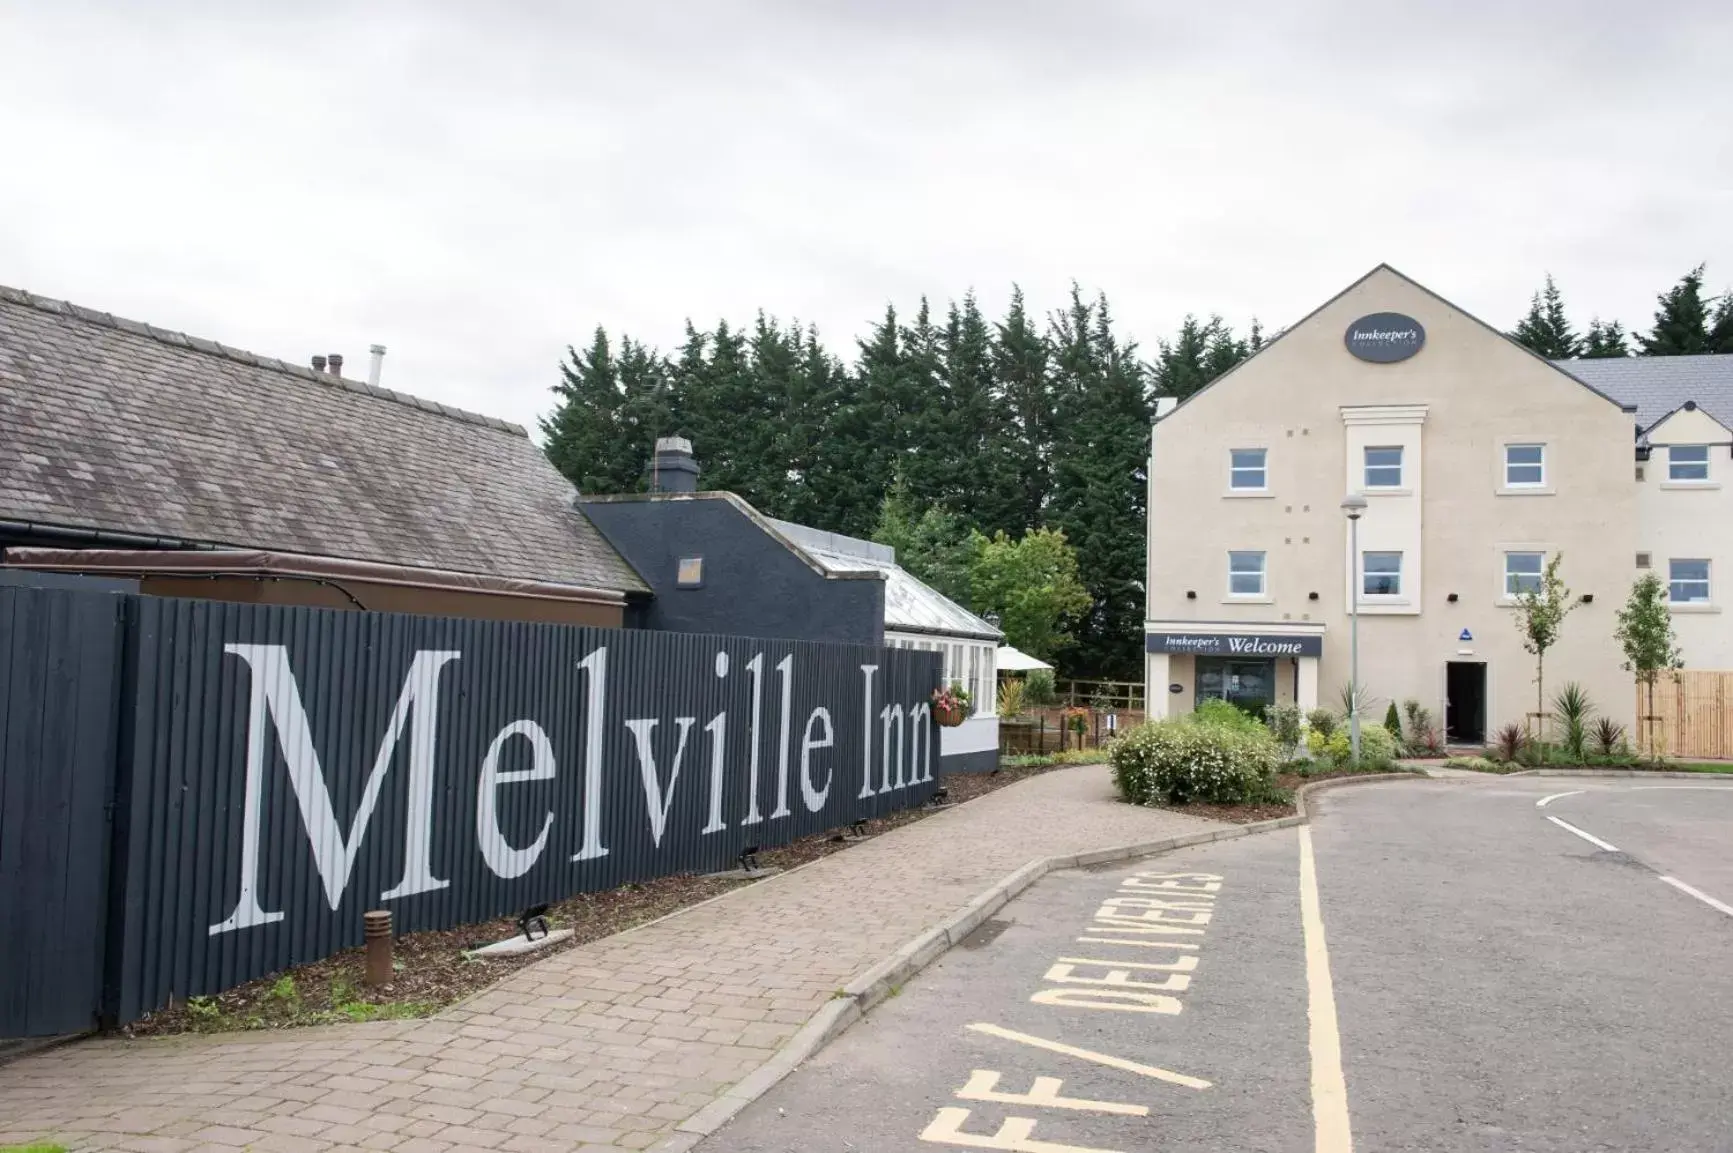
[0,581,940,1035]
[0,585,126,1037]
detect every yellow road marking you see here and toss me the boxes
[967,1022,1212,1089]
[956,1070,1149,1116]
[1299,824,1353,1152]
[919,1107,1123,1151]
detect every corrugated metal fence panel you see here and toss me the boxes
[111,597,940,1021]
[0,586,125,1036]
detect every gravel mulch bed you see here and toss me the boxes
[123,760,1085,1037]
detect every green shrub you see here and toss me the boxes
[1306,709,1338,739]
[1592,717,1627,757]
[1383,701,1403,739]
[1308,723,1397,770]
[1024,669,1058,706]
[1111,718,1279,806]
[1264,704,1305,759]
[1553,682,1594,761]
[1191,698,1265,735]
[1443,756,1510,773]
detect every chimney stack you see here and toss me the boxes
[368,344,387,388]
[645,436,701,493]
[328,352,345,377]
[311,354,327,373]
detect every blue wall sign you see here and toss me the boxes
[1459,628,1473,642]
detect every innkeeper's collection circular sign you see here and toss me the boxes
[1344,312,1425,363]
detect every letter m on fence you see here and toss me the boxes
[209,645,460,935]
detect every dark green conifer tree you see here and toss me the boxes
[543,327,628,494]
[1581,318,1630,358]
[1509,274,1582,358]
[992,287,1053,535]
[1639,265,1714,355]
[1046,287,1150,679]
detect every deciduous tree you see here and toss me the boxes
[1513,554,1576,741]
[1615,572,1684,757]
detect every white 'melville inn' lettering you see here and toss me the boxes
[210,645,932,935]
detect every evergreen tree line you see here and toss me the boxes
[1508,264,1733,359]
[542,287,1262,680]
[544,263,1730,679]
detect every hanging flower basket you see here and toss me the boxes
[932,683,972,727]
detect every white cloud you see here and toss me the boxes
[2,0,1729,435]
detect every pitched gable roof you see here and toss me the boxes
[1553,354,1733,442]
[0,286,646,594]
[1161,264,1635,418]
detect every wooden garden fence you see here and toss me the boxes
[1635,671,1733,760]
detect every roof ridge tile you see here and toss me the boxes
[0,282,528,438]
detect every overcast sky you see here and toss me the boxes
[2,1,1729,436]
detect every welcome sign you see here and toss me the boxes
[109,598,938,1019]
[1146,632,1322,657]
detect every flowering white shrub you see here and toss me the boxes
[1110,716,1279,805]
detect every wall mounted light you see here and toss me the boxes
[1447,593,1459,603]
[1186,590,1197,600]
[1581,593,1594,604]
[1308,591,1320,601]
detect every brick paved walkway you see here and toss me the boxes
[0,765,1214,1153]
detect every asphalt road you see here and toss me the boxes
[698,777,1733,1153]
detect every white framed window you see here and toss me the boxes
[1504,551,1544,597]
[1670,559,1710,604]
[1228,550,1266,597]
[963,645,978,714]
[1229,448,1267,490]
[1364,446,1403,489]
[1362,551,1402,597]
[1668,445,1710,482]
[1504,444,1546,487]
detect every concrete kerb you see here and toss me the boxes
[1508,768,1733,779]
[660,770,1420,1149]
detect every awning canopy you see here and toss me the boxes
[996,645,1052,672]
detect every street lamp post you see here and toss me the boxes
[1340,493,1369,764]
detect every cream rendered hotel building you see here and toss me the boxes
[1145,265,1733,742]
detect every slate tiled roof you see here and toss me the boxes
[767,518,1003,642]
[0,286,646,593]
[1554,355,1733,440]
